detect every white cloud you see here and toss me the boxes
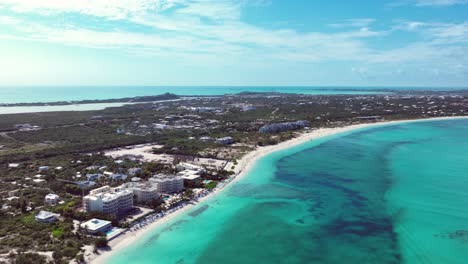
[0,0,390,63]
[329,18,376,28]
[0,0,466,80]
[0,15,20,25]
[176,0,242,20]
[415,0,468,6]
[0,0,181,19]
[389,0,468,7]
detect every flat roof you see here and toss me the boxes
[181,174,201,180]
[81,218,111,231]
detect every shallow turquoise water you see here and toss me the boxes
[107,118,468,264]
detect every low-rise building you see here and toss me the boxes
[110,174,127,181]
[175,163,205,173]
[215,136,234,145]
[44,193,60,205]
[199,136,212,142]
[131,177,142,182]
[38,166,49,172]
[33,179,46,183]
[8,163,20,169]
[83,186,133,215]
[78,181,96,188]
[80,218,112,234]
[86,173,104,181]
[35,210,59,223]
[180,174,201,187]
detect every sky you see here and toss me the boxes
[0,0,467,87]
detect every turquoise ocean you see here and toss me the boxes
[106,118,468,264]
[0,86,463,104]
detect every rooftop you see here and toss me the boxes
[86,185,132,202]
[80,218,111,231]
[45,193,59,199]
[36,210,59,220]
[180,174,201,180]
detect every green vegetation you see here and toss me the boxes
[94,237,108,249]
[205,181,218,190]
[0,91,466,261]
[52,226,64,238]
[11,252,47,264]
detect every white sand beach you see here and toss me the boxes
[89,116,467,264]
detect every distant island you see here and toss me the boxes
[0,93,180,107]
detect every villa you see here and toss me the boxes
[215,136,234,145]
[35,210,59,223]
[110,173,128,181]
[44,193,60,205]
[86,173,104,181]
[80,218,112,234]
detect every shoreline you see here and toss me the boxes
[89,115,468,264]
[0,98,186,115]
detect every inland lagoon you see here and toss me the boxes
[105,118,468,264]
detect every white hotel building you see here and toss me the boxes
[123,181,160,203]
[150,174,184,194]
[83,185,133,215]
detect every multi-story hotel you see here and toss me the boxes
[123,181,160,203]
[149,174,184,193]
[83,185,133,215]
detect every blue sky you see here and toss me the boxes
[0,0,467,87]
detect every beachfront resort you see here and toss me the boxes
[0,91,467,263]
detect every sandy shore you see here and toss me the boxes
[89,116,467,264]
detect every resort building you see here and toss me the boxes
[149,174,184,193]
[180,174,201,187]
[44,193,60,205]
[123,182,160,203]
[80,218,112,234]
[35,210,59,223]
[175,162,205,173]
[176,162,204,187]
[215,136,234,145]
[83,185,133,215]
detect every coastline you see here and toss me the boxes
[0,102,135,115]
[0,98,186,115]
[89,115,468,264]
